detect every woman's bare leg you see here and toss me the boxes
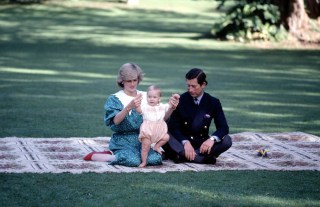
[139,138,151,168]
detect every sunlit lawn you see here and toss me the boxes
[1,0,319,137]
[1,171,320,207]
[0,0,320,206]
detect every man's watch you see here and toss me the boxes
[209,136,221,143]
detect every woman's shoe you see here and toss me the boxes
[83,150,113,161]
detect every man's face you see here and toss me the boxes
[186,78,206,98]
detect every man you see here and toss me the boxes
[164,68,232,164]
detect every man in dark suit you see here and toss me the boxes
[163,68,232,164]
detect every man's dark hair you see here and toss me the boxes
[185,68,208,85]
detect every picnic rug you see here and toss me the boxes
[0,132,319,173]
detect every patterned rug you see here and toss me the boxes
[0,132,319,173]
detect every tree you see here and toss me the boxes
[305,0,320,18]
[273,0,320,43]
[213,0,320,42]
[273,0,309,34]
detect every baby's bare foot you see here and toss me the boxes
[154,148,163,154]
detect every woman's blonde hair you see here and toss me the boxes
[117,62,144,88]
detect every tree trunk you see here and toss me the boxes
[273,0,309,33]
[305,0,320,19]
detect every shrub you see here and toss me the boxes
[0,0,43,4]
[212,0,287,42]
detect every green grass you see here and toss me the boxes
[0,0,320,206]
[1,171,320,207]
[0,0,319,137]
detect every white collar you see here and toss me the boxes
[194,92,204,103]
[114,90,147,113]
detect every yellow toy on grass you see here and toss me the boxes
[256,148,269,157]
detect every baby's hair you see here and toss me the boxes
[147,85,162,97]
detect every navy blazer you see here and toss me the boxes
[168,92,229,146]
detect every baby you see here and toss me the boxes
[137,85,179,168]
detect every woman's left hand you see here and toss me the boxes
[133,93,143,108]
[128,93,143,110]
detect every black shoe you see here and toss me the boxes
[161,152,167,160]
[173,154,185,164]
[204,156,216,165]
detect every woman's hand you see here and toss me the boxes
[114,93,143,125]
[128,93,143,110]
[135,93,143,107]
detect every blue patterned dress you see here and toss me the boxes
[104,90,162,167]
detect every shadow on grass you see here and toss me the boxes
[1,171,320,206]
[0,3,319,137]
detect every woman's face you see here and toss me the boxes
[123,77,139,94]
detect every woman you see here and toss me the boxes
[84,62,179,167]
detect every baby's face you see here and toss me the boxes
[147,90,161,106]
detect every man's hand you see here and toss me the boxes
[184,141,196,161]
[200,139,214,154]
[169,93,180,109]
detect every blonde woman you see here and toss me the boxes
[84,63,179,167]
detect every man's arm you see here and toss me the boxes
[211,99,229,140]
[168,106,188,143]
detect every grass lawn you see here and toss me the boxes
[1,171,320,207]
[0,0,320,206]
